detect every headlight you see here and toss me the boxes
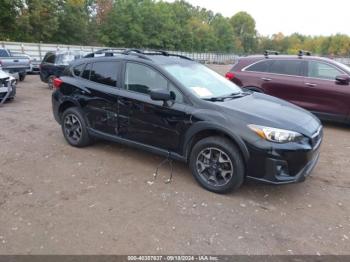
[248,124,303,143]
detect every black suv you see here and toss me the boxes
[40,50,85,89]
[52,49,323,193]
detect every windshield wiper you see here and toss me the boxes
[203,92,249,102]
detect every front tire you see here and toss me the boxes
[61,107,92,147]
[189,136,245,193]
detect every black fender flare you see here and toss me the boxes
[57,97,81,119]
[182,121,250,164]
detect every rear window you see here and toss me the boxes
[269,60,303,76]
[89,61,120,87]
[0,49,9,57]
[245,60,271,72]
[45,54,56,64]
[55,52,84,65]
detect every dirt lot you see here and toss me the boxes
[0,66,349,255]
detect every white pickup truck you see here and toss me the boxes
[0,48,30,81]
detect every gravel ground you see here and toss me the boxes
[0,67,349,255]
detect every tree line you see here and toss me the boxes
[1,0,349,56]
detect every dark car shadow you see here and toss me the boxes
[90,139,312,203]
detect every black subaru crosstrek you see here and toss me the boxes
[52,49,323,193]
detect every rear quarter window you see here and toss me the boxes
[245,60,272,72]
[73,64,85,77]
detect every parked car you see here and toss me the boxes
[52,49,323,193]
[226,51,350,124]
[0,48,30,81]
[40,50,85,89]
[12,52,41,74]
[0,69,17,104]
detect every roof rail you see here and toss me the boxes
[264,50,279,58]
[123,49,193,61]
[122,49,144,55]
[84,48,193,61]
[298,50,312,57]
[84,48,126,58]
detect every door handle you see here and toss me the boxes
[261,77,272,81]
[305,83,317,87]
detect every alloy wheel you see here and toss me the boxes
[196,147,234,187]
[63,114,83,143]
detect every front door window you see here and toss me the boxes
[124,63,184,103]
[308,61,343,80]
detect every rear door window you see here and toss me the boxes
[245,60,271,72]
[308,61,343,80]
[90,61,120,87]
[269,60,303,76]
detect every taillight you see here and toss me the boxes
[225,72,235,80]
[53,77,63,89]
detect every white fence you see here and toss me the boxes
[3,41,348,66]
[0,41,238,64]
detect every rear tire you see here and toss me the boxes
[61,107,92,147]
[189,136,245,194]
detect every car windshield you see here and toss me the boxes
[164,63,242,99]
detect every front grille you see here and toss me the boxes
[310,126,323,149]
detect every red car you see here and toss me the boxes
[226,51,350,123]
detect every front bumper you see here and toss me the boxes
[0,82,16,100]
[247,150,320,184]
[245,127,323,185]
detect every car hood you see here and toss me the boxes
[0,70,10,79]
[216,92,321,137]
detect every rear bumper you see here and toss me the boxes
[3,67,29,74]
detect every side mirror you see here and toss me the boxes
[335,74,350,85]
[150,89,172,101]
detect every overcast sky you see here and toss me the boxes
[165,0,349,36]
